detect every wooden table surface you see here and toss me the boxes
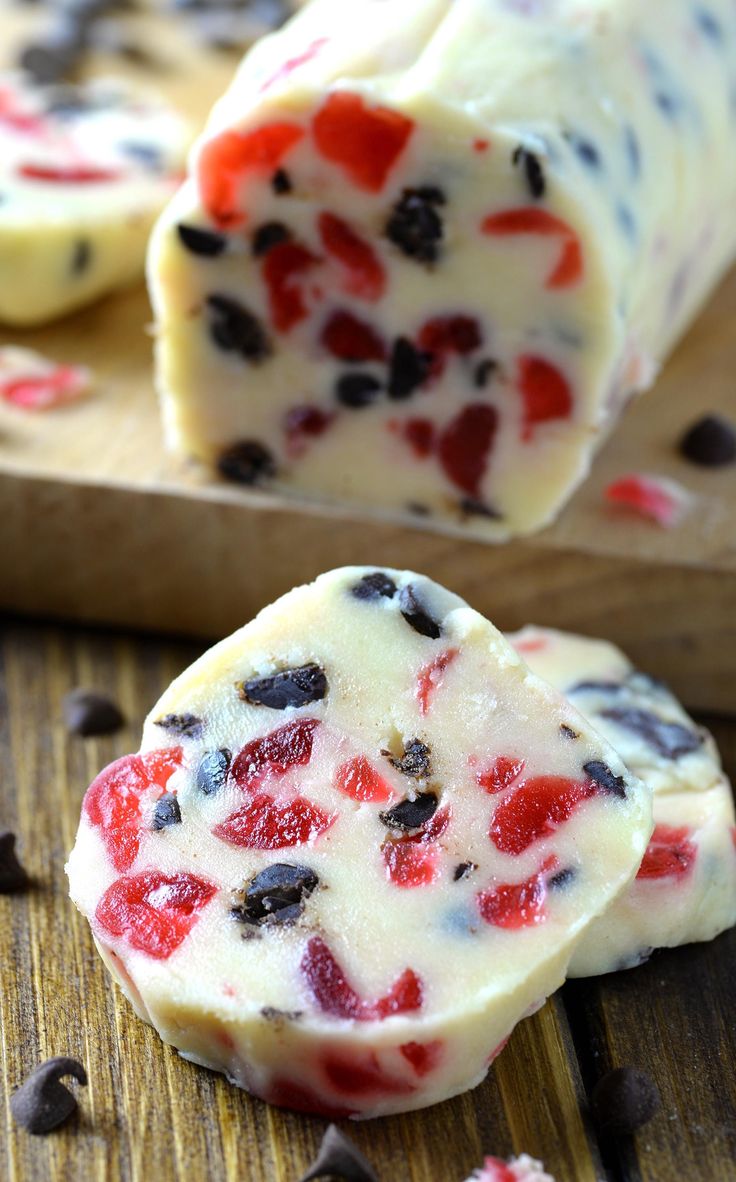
[1,617,734,1182]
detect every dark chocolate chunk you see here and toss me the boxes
[407,502,432,517]
[385,186,445,264]
[298,1124,378,1182]
[559,724,580,741]
[335,372,382,409]
[388,738,432,779]
[232,862,318,926]
[453,861,476,881]
[399,584,442,638]
[177,223,227,257]
[583,760,627,798]
[567,679,623,696]
[62,689,125,737]
[590,1067,660,1137]
[0,832,31,893]
[271,168,292,194]
[380,791,438,831]
[251,221,291,258]
[474,358,498,389]
[679,414,736,467]
[565,133,601,169]
[10,1057,87,1135]
[70,239,91,276]
[218,440,276,485]
[350,572,397,601]
[207,294,272,362]
[512,145,546,199]
[239,663,327,710]
[19,25,83,86]
[548,867,576,889]
[460,498,502,520]
[196,748,231,796]
[600,708,703,760]
[387,337,432,400]
[260,1006,304,1022]
[154,712,203,739]
[152,792,182,830]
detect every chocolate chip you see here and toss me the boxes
[568,680,623,695]
[62,689,125,737]
[271,168,292,194]
[350,571,397,601]
[152,792,181,830]
[460,498,502,520]
[399,584,442,638]
[453,861,476,881]
[560,724,580,741]
[679,414,736,467]
[474,358,498,389]
[600,708,703,760]
[380,791,438,831]
[298,1124,378,1182]
[239,663,327,709]
[232,863,318,926]
[218,440,276,486]
[387,338,432,400]
[19,29,83,86]
[10,1057,87,1135]
[565,133,601,169]
[260,1006,304,1022]
[196,748,231,796]
[336,372,382,409]
[70,239,91,275]
[0,832,31,893]
[154,712,203,739]
[388,738,431,779]
[548,867,576,889]
[590,1067,660,1137]
[207,295,272,363]
[251,221,291,258]
[583,760,627,798]
[512,145,546,199]
[385,187,445,263]
[177,224,227,257]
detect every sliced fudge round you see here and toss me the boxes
[67,568,651,1118]
[0,73,188,326]
[510,627,736,977]
[149,0,736,537]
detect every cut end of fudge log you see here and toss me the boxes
[67,567,651,1118]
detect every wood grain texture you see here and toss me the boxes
[1,620,734,1182]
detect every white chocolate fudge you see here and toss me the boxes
[149,0,736,538]
[0,74,187,326]
[67,568,651,1118]
[510,627,736,977]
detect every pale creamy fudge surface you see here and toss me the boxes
[67,568,650,1118]
[0,74,188,326]
[510,627,736,977]
[149,0,736,538]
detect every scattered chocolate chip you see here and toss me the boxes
[251,221,291,258]
[152,792,182,830]
[218,440,276,485]
[387,738,431,779]
[196,748,231,796]
[387,337,432,400]
[600,708,703,760]
[154,712,203,739]
[298,1123,378,1182]
[62,689,125,737]
[232,863,319,926]
[207,294,272,362]
[10,1057,87,1135]
[568,680,623,695]
[385,186,445,263]
[380,791,438,831]
[590,1067,660,1137]
[453,861,476,881]
[583,760,627,798]
[335,372,382,409]
[474,358,498,389]
[407,502,432,516]
[0,832,31,893]
[460,498,502,520]
[271,168,292,194]
[679,414,736,467]
[399,584,442,639]
[239,663,328,710]
[260,1006,303,1022]
[19,30,82,86]
[177,223,227,257]
[565,132,601,169]
[548,867,576,889]
[70,239,91,275]
[350,572,397,601]
[513,145,546,199]
[560,724,580,741]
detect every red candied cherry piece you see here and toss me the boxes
[604,474,690,527]
[373,967,423,1018]
[199,122,304,227]
[322,1050,414,1097]
[1,364,89,411]
[83,748,183,873]
[518,354,573,440]
[383,841,439,888]
[438,403,498,498]
[18,163,122,184]
[268,1077,356,1119]
[479,1159,517,1182]
[320,309,387,362]
[399,1040,443,1077]
[336,755,393,803]
[319,212,386,300]
[490,775,595,856]
[477,755,526,795]
[636,824,697,880]
[477,862,552,930]
[312,92,414,192]
[259,37,329,94]
[214,793,335,849]
[0,89,45,135]
[416,649,458,716]
[95,870,217,959]
[284,405,335,459]
[402,418,435,459]
[481,207,583,289]
[512,635,549,655]
[262,240,321,332]
[418,316,483,379]
[301,936,423,1020]
[231,718,320,790]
